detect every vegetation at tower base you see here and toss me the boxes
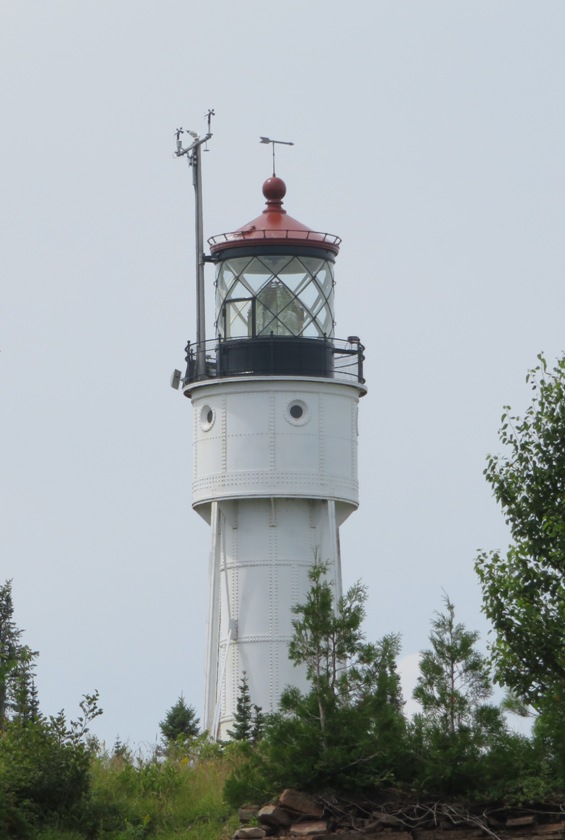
[224,564,565,810]
[476,353,565,774]
[223,562,409,804]
[0,583,564,839]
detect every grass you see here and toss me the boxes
[34,739,244,840]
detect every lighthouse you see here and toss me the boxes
[174,145,366,739]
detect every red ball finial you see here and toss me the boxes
[262,176,287,203]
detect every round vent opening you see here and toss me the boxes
[200,405,215,430]
[286,399,309,426]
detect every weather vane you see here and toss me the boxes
[259,136,294,176]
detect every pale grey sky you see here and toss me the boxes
[2,0,564,747]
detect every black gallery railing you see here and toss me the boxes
[183,336,365,385]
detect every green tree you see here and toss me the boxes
[251,703,264,743]
[159,696,199,744]
[224,562,408,803]
[411,597,511,796]
[228,672,263,743]
[413,595,491,734]
[0,580,38,725]
[476,354,565,713]
[353,633,408,773]
[287,561,368,742]
[0,691,102,835]
[353,632,404,710]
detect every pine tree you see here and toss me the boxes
[112,735,130,760]
[10,646,40,723]
[228,672,263,742]
[0,580,38,724]
[413,595,491,734]
[287,561,367,740]
[248,562,408,792]
[28,679,40,722]
[411,596,507,796]
[159,695,199,744]
[251,703,264,743]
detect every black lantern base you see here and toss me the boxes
[217,336,335,378]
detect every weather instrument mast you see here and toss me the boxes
[174,109,214,379]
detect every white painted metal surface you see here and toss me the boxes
[187,375,364,739]
[189,377,364,508]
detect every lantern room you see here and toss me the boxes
[182,176,364,386]
[208,176,340,378]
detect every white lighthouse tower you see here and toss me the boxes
[175,148,366,739]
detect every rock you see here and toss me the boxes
[289,820,327,835]
[237,829,266,839]
[258,804,292,828]
[239,807,260,823]
[279,789,323,818]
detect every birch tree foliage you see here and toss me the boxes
[476,354,565,708]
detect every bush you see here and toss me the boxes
[0,717,92,835]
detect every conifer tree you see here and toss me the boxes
[228,672,264,742]
[159,695,199,744]
[251,702,264,743]
[413,595,491,734]
[287,561,367,740]
[0,580,38,724]
[411,596,508,795]
[228,672,254,741]
[250,562,408,791]
[11,648,40,723]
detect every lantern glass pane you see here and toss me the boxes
[216,255,335,339]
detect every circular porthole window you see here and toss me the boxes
[286,399,309,426]
[200,405,215,431]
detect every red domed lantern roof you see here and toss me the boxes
[208,176,341,255]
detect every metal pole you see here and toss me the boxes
[193,143,206,378]
[174,114,213,381]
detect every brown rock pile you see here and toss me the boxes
[235,789,324,839]
[234,790,565,840]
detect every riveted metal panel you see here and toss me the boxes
[207,497,347,738]
[191,378,362,509]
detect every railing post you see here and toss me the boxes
[357,343,365,384]
[184,341,191,384]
